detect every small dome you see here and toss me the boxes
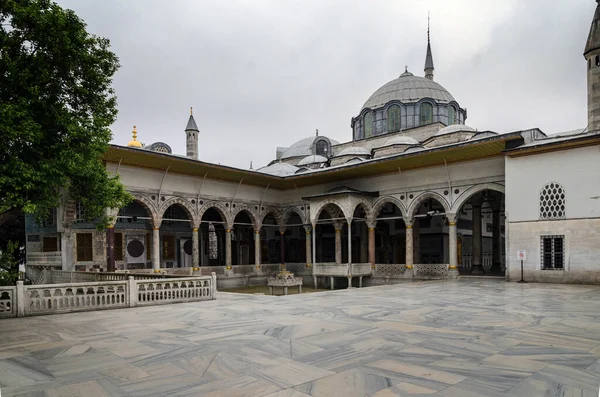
[280,136,340,159]
[383,136,420,147]
[435,124,476,137]
[363,72,456,110]
[336,146,371,157]
[257,162,299,176]
[345,158,364,165]
[298,155,328,166]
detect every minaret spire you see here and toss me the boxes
[424,12,435,81]
[185,107,199,159]
[585,1,600,131]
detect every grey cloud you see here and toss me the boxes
[56,0,594,168]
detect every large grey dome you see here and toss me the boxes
[363,71,456,110]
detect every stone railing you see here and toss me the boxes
[26,251,62,264]
[461,254,493,273]
[137,277,214,306]
[373,264,407,277]
[232,265,256,276]
[261,264,283,274]
[0,286,16,318]
[282,263,309,275]
[313,263,349,276]
[26,264,61,284]
[413,263,449,279]
[350,263,373,276]
[7,273,216,318]
[49,270,181,284]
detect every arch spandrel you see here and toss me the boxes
[198,201,231,229]
[231,205,259,229]
[129,193,160,227]
[310,199,351,226]
[371,196,406,221]
[282,206,307,226]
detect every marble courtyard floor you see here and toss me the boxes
[2,280,600,396]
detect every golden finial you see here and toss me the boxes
[127,125,143,148]
[190,107,193,116]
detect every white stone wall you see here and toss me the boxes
[507,218,600,283]
[506,145,600,222]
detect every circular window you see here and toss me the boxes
[183,240,193,255]
[127,239,144,258]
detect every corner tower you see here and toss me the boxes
[424,15,434,81]
[185,107,199,159]
[585,0,600,131]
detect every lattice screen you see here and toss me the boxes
[539,183,565,219]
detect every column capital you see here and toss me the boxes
[192,227,198,232]
[226,229,231,233]
[304,225,312,234]
[445,213,458,224]
[365,220,377,229]
[403,217,414,227]
[153,226,160,231]
[332,220,344,231]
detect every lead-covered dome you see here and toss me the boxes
[279,135,340,160]
[363,71,456,110]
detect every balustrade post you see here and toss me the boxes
[211,272,217,299]
[128,276,136,308]
[16,281,25,317]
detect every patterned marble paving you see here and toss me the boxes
[2,279,600,396]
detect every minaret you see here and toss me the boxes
[185,107,199,159]
[424,14,434,81]
[585,0,600,132]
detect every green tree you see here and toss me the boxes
[0,0,131,229]
[0,241,20,286]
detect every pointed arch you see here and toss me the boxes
[231,205,258,229]
[158,197,198,226]
[259,207,283,229]
[129,193,160,227]
[407,191,451,218]
[451,183,505,213]
[310,201,348,226]
[282,206,307,225]
[199,201,230,229]
[371,196,406,222]
[350,199,373,222]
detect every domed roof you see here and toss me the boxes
[298,155,328,166]
[434,124,476,137]
[404,145,425,154]
[257,162,299,177]
[363,71,456,110]
[280,136,340,160]
[383,136,420,147]
[336,146,371,157]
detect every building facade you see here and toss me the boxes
[25,2,600,286]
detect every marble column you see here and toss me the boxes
[413,218,420,264]
[347,221,352,274]
[279,227,286,268]
[106,226,115,272]
[360,222,368,263]
[471,201,484,275]
[192,227,199,269]
[334,223,343,264]
[312,225,317,264]
[491,209,502,273]
[304,225,312,268]
[254,229,261,268]
[225,228,232,268]
[447,214,459,278]
[152,226,160,272]
[199,227,204,266]
[404,217,414,278]
[367,223,376,268]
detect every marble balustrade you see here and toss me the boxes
[5,273,216,318]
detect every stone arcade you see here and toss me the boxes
[24,2,600,286]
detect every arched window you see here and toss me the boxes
[364,112,373,138]
[589,58,592,70]
[448,105,456,125]
[315,140,329,157]
[387,105,401,132]
[354,119,363,140]
[539,182,566,219]
[596,55,599,67]
[420,103,433,126]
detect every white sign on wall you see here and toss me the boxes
[517,250,527,261]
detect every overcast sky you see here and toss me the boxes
[57,0,594,169]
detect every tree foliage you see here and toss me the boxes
[0,240,20,286]
[0,0,131,228]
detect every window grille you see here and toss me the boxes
[364,112,373,138]
[43,236,58,252]
[76,233,93,261]
[41,209,57,227]
[114,233,123,261]
[420,103,433,125]
[539,183,565,219]
[75,202,87,222]
[541,235,564,270]
[388,105,401,132]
